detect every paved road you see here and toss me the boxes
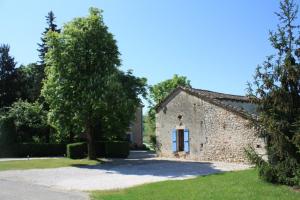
[0,179,88,200]
[0,151,250,199]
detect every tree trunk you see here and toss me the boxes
[86,124,96,160]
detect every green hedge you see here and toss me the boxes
[66,141,129,159]
[0,143,66,158]
[67,142,87,159]
[105,141,129,158]
[0,117,17,146]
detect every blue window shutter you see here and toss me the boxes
[172,129,177,152]
[184,128,190,152]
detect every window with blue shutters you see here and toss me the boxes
[172,129,177,152]
[184,128,190,152]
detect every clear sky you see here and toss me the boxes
[0,1,285,100]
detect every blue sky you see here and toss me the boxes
[0,0,283,100]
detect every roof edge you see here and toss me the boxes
[155,86,256,121]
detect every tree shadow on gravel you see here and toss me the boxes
[72,151,225,178]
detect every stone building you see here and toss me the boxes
[155,87,265,163]
[127,105,143,147]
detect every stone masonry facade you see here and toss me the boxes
[127,105,143,147]
[156,87,265,163]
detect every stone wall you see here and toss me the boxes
[128,105,143,147]
[156,90,265,163]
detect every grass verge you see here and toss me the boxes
[91,169,300,200]
[0,158,101,171]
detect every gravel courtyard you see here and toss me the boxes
[0,151,250,199]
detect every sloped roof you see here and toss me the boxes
[155,86,257,120]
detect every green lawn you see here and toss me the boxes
[0,158,101,171]
[91,169,300,200]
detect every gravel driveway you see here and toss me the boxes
[0,151,250,199]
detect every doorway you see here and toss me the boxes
[177,129,184,152]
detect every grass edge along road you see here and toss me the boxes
[0,158,101,171]
[91,169,300,200]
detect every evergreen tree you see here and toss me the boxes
[37,11,60,66]
[0,44,19,108]
[247,0,300,186]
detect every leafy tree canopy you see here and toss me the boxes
[42,8,146,159]
[17,63,44,103]
[149,74,191,105]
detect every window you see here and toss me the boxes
[172,128,190,153]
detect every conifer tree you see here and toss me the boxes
[248,0,300,186]
[0,44,19,108]
[37,11,60,66]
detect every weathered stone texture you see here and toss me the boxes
[128,105,143,147]
[156,90,265,163]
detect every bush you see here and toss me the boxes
[7,100,49,143]
[0,116,17,145]
[149,134,156,150]
[67,141,129,159]
[0,143,66,158]
[67,142,87,159]
[105,141,129,158]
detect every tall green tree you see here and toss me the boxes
[42,8,146,159]
[248,0,300,186]
[0,44,19,108]
[37,11,60,66]
[98,70,147,140]
[147,74,191,136]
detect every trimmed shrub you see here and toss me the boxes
[0,117,17,145]
[16,143,66,157]
[105,141,129,158]
[0,143,66,158]
[66,141,130,159]
[0,144,15,157]
[67,142,87,159]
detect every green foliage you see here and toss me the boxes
[0,44,19,108]
[37,11,60,66]
[42,8,146,159]
[17,63,45,102]
[149,74,191,105]
[67,141,129,159]
[0,115,17,145]
[99,70,147,140]
[0,143,66,158]
[104,141,129,158]
[7,100,49,143]
[67,142,87,159]
[248,0,300,186]
[245,147,278,183]
[149,134,157,150]
[143,114,156,142]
